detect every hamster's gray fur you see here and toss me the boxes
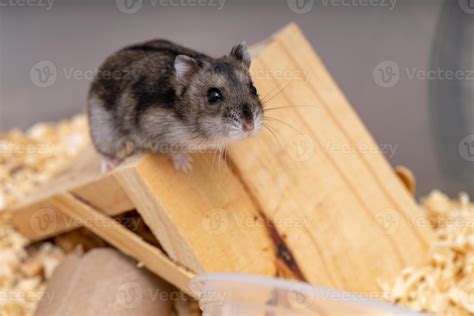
[87,39,263,171]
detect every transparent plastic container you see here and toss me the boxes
[190,273,427,316]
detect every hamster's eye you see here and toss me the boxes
[207,88,223,104]
[249,82,257,96]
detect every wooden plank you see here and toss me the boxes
[49,193,195,296]
[114,153,277,276]
[224,23,434,294]
[9,146,134,240]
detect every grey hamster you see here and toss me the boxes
[87,39,264,172]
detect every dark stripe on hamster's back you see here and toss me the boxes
[132,75,176,124]
[125,46,179,55]
[123,40,210,61]
[122,39,176,52]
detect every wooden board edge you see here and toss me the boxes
[50,192,195,296]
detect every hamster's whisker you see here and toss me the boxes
[264,104,320,111]
[261,82,292,106]
[210,148,220,178]
[263,116,303,135]
[260,85,283,103]
[263,125,282,147]
[209,137,226,178]
[261,81,291,104]
[223,147,228,164]
[210,153,216,177]
[264,121,283,137]
[219,146,227,175]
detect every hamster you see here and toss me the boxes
[87,39,264,172]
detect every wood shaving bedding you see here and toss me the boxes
[0,115,88,315]
[381,191,473,316]
[0,115,472,316]
[0,115,89,209]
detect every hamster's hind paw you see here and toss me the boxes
[101,157,120,174]
[171,153,193,173]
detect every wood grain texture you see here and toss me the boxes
[49,193,195,296]
[114,153,277,276]
[225,23,433,294]
[9,146,134,240]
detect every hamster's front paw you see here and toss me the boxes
[170,153,193,173]
[101,156,120,174]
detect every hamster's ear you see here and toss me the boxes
[230,41,251,67]
[174,55,199,84]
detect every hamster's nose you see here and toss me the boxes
[241,104,254,132]
[241,120,254,132]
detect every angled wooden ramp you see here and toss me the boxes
[8,23,433,298]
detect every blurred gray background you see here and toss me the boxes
[1,0,473,198]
